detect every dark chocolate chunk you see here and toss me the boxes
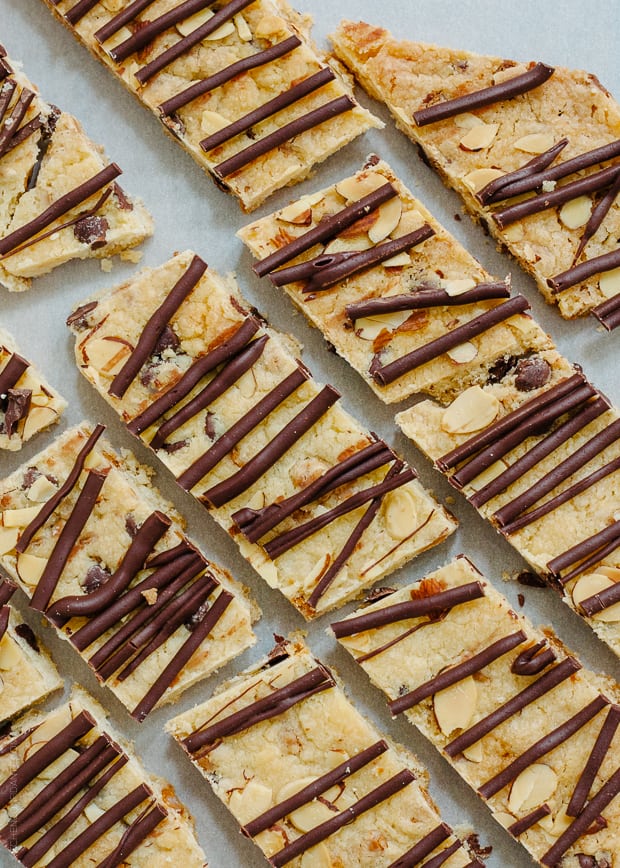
[73,214,109,248]
[14,623,39,653]
[82,563,112,595]
[514,357,551,391]
[3,388,31,436]
[510,640,556,675]
[0,351,29,400]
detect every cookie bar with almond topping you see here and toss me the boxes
[331,556,620,867]
[166,636,483,867]
[40,0,381,212]
[331,22,620,327]
[67,250,456,618]
[0,423,258,722]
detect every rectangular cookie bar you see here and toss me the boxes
[0,578,63,723]
[67,250,456,618]
[331,556,620,867]
[396,356,620,657]
[0,326,67,451]
[166,635,482,867]
[0,423,258,722]
[41,0,381,212]
[238,157,553,403]
[0,45,152,292]
[0,689,206,866]
[331,22,620,327]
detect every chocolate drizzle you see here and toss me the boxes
[108,0,220,61]
[508,805,551,838]
[592,290,620,332]
[97,801,168,868]
[0,85,35,159]
[476,138,568,205]
[64,0,101,25]
[568,704,620,817]
[579,579,620,617]
[574,169,620,263]
[547,519,620,584]
[510,640,557,676]
[549,248,620,295]
[413,62,554,126]
[387,824,452,868]
[345,281,510,321]
[95,0,157,43]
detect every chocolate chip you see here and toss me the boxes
[363,586,397,604]
[82,564,111,594]
[112,182,133,211]
[152,324,180,356]
[487,355,518,383]
[14,623,39,652]
[2,388,31,436]
[516,570,546,588]
[161,439,188,453]
[514,357,551,391]
[204,411,216,441]
[74,215,109,249]
[184,601,210,632]
[66,300,98,330]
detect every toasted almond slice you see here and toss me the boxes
[513,132,556,154]
[278,200,313,225]
[356,310,410,340]
[176,7,214,36]
[598,566,620,581]
[538,807,572,837]
[21,406,58,441]
[433,676,478,736]
[447,341,478,364]
[383,488,418,540]
[205,20,236,40]
[508,763,557,813]
[2,506,42,528]
[441,386,500,434]
[228,780,273,824]
[442,278,476,296]
[463,168,504,192]
[494,811,517,828]
[368,198,402,243]
[572,572,620,622]
[0,634,22,670]
[16,552,47,588]
[459,123,499,151]
[454,112,485,130]
[85,337,132,376]
[468,459,507,491]
[382,251,411,268]
[233,13,252,41]
[200,109,231,136]
[463,741,484,763]
[324,235,372,254]
[335,172,388,201]
[503,223,525,242]
[599,266,620,299]
[84,802,106,823]
[0,525,19,556]
[493,64,529,85]
[254,14,289,39]
[277,779,336,832]
[26,475,58,503]
[559,196,592,229]
[300,843,332,868]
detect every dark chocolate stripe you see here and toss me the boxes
[413,62,554,126]
[389,630,526,716]
[214,94,355,178]
[0,163,121,257]
[371,295,529,386]
[270,769,415,867]
[477,138,568,205]
[244,740,389,837]
[437,374,585,471]
[253,182,398,277]
[508,804,551,837]
[493,417,620,527]
[183,665,335,753]
[97,802,168,868]
[127,317,260,435]
[177,366,310,493]
[548,519,620,582]
[30,470,107,613]
[0,606,8,643]
[479,694,609,799]
[95,0,156,43]
[511,641,557,676]
[150,334,269,450]
[159,35,302,115]
[0,579,15,607]
[345,282,510,320]
[541,766,620,866]
[0,87,34,158]
[387,824,451,868]
[0,726,36,758]
[574,169,620,262]
[445,657,580,757]
[64,0,101,25]
[0,351,29,396]
[109,0,218,61]
[492,164,620,229]
[548,247,620,294]
[45,510,171,622]
[131,588,233,720]
[568,704,620,816]
[201,67,336,151]
[201,383,339,508]
[109,254,207,398]
[134,0,257,84]
[0,79,16,122]
[0,711,94,809]
[579,580,620,617]
[592,291,620,332]
[421,839,465,868]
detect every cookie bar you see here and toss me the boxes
[396,355,620,657]
[67,251,456,618]
[0,423,258,721]
[0,327,67,451]
[166,636,482,867]
[0,578,63,723]
[41,1,381,212]
[0,689,206,866]
[331,556,620,867]
[238,157,552,403]
[331,22,620,326]
[0,45,152,292]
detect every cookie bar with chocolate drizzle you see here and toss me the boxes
[167,635,484,867]
[0,45,152,292]
[0,423,258,722]
[40,0,381,211]
[331,556,620,867]
[331,22,620,327]
[67,250,456,618]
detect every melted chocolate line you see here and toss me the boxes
[492,164,620,229]
[0,606,8,643]
[568,704,620,817]
[6,113,43,157]
[30,470,107,614]
[389,630,527,716]
[128,317,260,435]
[574,170,620,263]
[0,163,121,257]
[477,138,568,205]
[109,0,218,61]
[243,740,389,837]
[146,539,196,567]
[109,254,207,398]
[468,393,607,508]
[456,384,600,492]
[214,94,356,178]
[371,295,529,386]
[541,766,620,866]
[508,804,551,837]
[0,579,15,607]
[134,0,257,84]
[178,365,310,493]
[493,417,620,527]
[0,711,94,809]
[579,580,620,617]
[548,247,620,294]
[387,824,452,868]
[511,641,557,676]
[254,182,398,278]
[420,839,465,868]
[0,79,16,123]
[345,282,510,320]
[332,581,485,638]
[437,373,585,471]
[270,769,415,867]
[45,510,171,622]
[97,802,168,868]
[0,351,29,396]
[149,334,269,450]
[159,35,302,115]
[548,519,620,583]
[0,87,34,158]
[200,383,339,507]
[131,589,233,721]
[413,62,554,126]
[357,616,439,664]
[592,292,620,331]
[0,726,36,758]
[183,665,335,753]
[64,0,101,25]
[479,695,609,800]
[445,657,580,757]
[95,0,156,43]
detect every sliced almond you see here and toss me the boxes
[441,386,500,434]
[503,223,525,242]
[469,459,507,491]
[278,199,313,225]
[494,811,516,828]
[572,572,620,622]
[200,109,230,136]
[513,132,555,154]
[368,198,402,243]
[493,64,529,85]
[559,196,592,229]
[382,251,411,268]
[300,843,332,868]
[176,7,214,36]
[0,634,22,670]
[383,488,418,540]
[0,525,19,556]
[447,341,478,364]
[205,20,236,40]
[508,763,557,813]
[454,113,485,130]
[84,802,105,823]
[442,278,476,297]
[463,741,484,763]
[236,369,257,400]
[277,778,335,832]
[355,311,410,340]
[233,13,252,41]
[254,13,288,39]
[599,266,620,299]
[459,123,499,151]
[16,552,47,587]
[538,807,572,837]
[463,168,504,193]
[323,236,371,254]
[85,337,132,376]
[2,506,42,528]
[433,676,477,736]
[22,406,58,441]
[598,565,620,581]
[335,172,387,202]
[228,780,273,824]
[101,0,124,11]
[26,475,57,503]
